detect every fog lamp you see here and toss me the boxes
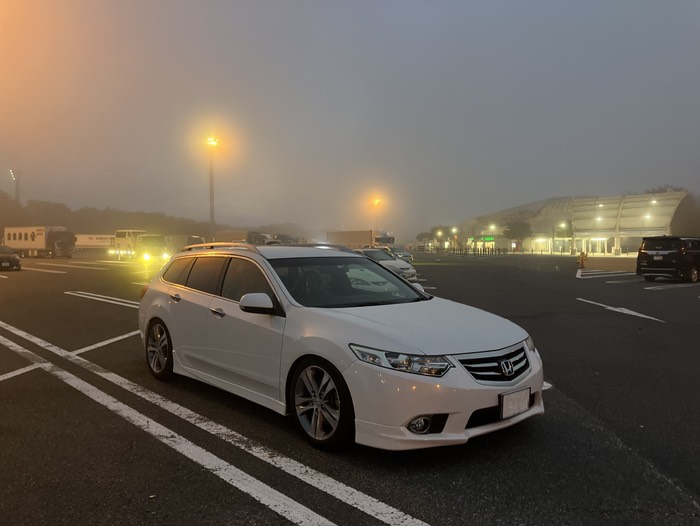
[408,415,432,435]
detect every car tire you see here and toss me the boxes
[689,267,699,283]
[146,320,174,380]
[290,357,355,450]
[643,276,656,282]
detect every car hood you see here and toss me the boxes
[380,259,413,270]
[315,297,528,356]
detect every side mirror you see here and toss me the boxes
[412,282,425,293]
[239,293,276,314]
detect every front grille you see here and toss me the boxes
[456,343,531,384]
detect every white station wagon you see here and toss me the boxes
[138,244,544,450]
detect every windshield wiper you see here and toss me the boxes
[411,295,432,302]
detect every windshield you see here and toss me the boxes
[270,256,427,308]
[361,250,395,261]
[139,235,166,247]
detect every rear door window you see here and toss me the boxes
[185,256,227,294]
[162,257,195,285]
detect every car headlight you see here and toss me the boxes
[350,344,452,377]
[524,336,538,355]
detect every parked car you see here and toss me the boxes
[0,246,21,271]
[392,245,414,262]
[636,236,700,282]
[139,244,544,451]
[354,247,417,281]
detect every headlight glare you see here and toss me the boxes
[350,345,451,377]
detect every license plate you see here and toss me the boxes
[653,255,663,261]
[500,388,531,419]
[1,262,8,267]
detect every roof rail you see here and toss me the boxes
[287,243,356,253]
[182,242,261,253]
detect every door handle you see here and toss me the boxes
[210,307,226,318]
[169,293,181,302]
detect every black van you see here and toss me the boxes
[636,236,700,282]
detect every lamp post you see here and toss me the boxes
[9,169,21,204]
[371,197,382,230]
[207,136,219,240]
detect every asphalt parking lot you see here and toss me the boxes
[1,252,698,525]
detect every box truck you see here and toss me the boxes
[3,226,75,258]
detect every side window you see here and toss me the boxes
[185,256,227,294]
[162,257,195,285]
[221,258,274,302]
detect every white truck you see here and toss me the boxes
[326,230,395,249]
[3,226,75,258]
[74,234,115,254]
[111,229,146,259]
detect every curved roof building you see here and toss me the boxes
[463,190,698,255]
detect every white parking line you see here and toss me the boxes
[0,320,429,526]
[0,275,8,279]
[20,267,66,274]
[64,291,140,309]
[576,298,665,323]
[577,270,637,280]
[38,263,110,271]
[644,283,700,291]
[0,334,334,526]
[74,330,141,355]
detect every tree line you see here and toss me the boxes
[0,191,306,240]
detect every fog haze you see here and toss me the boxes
[2,1,699,240]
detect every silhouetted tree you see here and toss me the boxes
[503,219,532,245]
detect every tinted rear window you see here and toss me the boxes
[185,256,227,294]
[641,238,682,251]
[162,257,195,285]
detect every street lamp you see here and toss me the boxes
[9,169,21,204]
[207,136,219,239]
[371,197,382,230]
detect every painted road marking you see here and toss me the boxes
[20,267,66,274]
[0,334,334,526]
[0,319,429,526]
[64,291,140,309]
[644,283,700,291]
[576,298,665,323]
[576,269,637,280]
[74,330,141,355]
[38,263,110,271]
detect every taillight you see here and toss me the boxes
[140,284,149,300]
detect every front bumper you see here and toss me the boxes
[344,357,544,450]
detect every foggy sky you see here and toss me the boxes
[2,0,699,241]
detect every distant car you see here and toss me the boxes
[138,244,544,451]
[392,245,414,262]
[0,246,21,271]
[636,236,700,282]
[354,248,417,280]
